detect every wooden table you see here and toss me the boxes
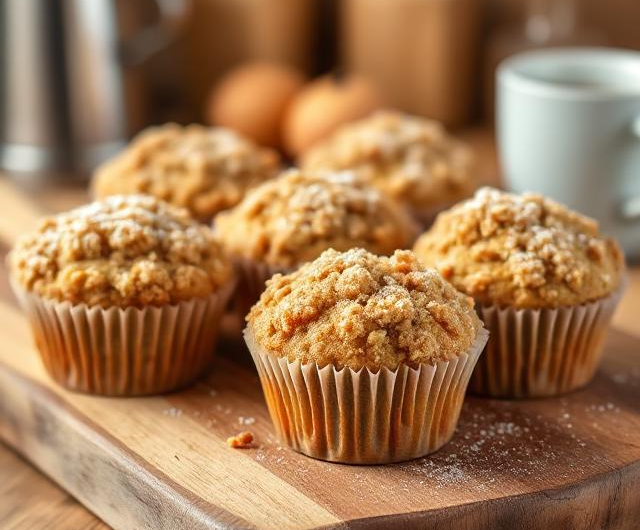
[1,132,638,530]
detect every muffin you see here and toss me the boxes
[215,168,417,318]
[414,187,626,398]
[301,110,475,226]
[8,195,235,395]
[92,123,281,221]
[244,248,488,463]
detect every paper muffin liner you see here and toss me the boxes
[11,281,235,396]
[224,258,294,335]
[245,325,489,464]
[469,282,626,398]
[236,258,293,309]
[410,200,461,230]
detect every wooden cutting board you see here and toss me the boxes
[0,184,639,530]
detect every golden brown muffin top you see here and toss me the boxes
[92,123,280,220]
[9,195,233,308]
[300,111,475,212]
[413,187,625,308]
[247,248,482,370]
[214,169,417,267]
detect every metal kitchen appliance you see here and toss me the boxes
[0,0,186,181]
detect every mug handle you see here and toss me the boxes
[619,116,640,222]
[119,0,190,66]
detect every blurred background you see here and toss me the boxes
[1,0,639,180]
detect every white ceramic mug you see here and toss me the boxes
[497,47,640,259]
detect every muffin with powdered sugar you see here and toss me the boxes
[9,194,236,395]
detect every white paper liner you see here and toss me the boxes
[470,283,626,398]
[245,325,489,464]
[11,281,234,396]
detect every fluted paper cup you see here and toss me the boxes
[224,258,294,334]
[11,281,235,396]
[470,282,626,398]
[411,203,452,230]
[411,196,476,230]
[235,258,293,308]
[245,325,489,464]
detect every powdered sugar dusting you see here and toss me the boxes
[9,194,232,307]
[215,169,415,268]
[414,186,624,308]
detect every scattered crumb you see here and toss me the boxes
[227,431,254,449]
[393,402,609,492]
[586,402,620,414]
[609,368,640,386]
[163,407,183,418]
[612,373,629,385]
[238,416,256,426]
[215,404,232,415]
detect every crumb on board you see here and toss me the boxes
[163,407,183,418]
[238,416,256,426]
[227,431,254,449]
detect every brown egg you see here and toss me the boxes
[206,62,306,149]
[282,74,383,156]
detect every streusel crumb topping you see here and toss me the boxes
[9,195,233,308]
[215,169,417,267]
[413,187,624,308]
[301,111,475,212]
[92,123,280,220]
[247,248,482,370]
[227,431,254,448]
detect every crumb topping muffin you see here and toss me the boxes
[9,195,233,308]
[92,124,281,220]
[300,111,475,211]
[247,248,482,370]
[215,169,417,268]
[413,187,625,308]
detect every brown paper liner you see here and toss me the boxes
[235,258,293,311]
[11,282,234,396]
[410,198,467,231]
[411,204,447,230]
[470,283,626,398]
[245,325,489,464]
[223,258,294,338]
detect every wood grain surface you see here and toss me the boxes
[1,265,640,530]
[1,134,639,530]
[0,445,109,530]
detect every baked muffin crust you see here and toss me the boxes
[92,123,280,220]
[247,248,482,370]
[413,187,624,308]
[215,169,417,267]
[9,195,233,308]
[301,111,474,212]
